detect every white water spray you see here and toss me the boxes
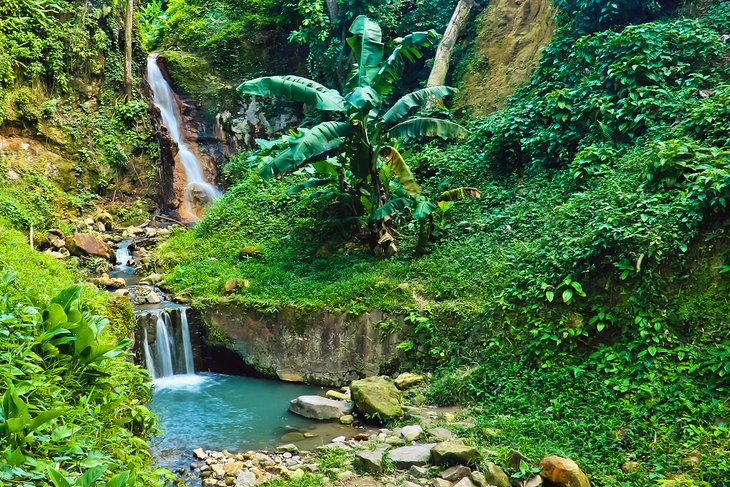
[155,312,175,378]
[147,55,220,219]
[142,308,196,379]
[180,308,195,374]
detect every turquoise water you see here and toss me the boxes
[150,373,358,475]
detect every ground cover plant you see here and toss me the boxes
[156,1,730,485]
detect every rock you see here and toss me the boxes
[525,475,543,487]
[350,376,403,420]
[507,450,529,471]
[621,461,640,473]
[48,228,64,238]
[401,425,425,441]
[194,448,208,460]
[44,250,65,260]
[95,222,106,233]
[443,413,456,423]
[224,462,244,475]
[395,372,425,390]
[431,441,480,467]
[326,389,351,401]
[128,286,161,305]
[428,427,456,442]
[340,414,354,424]
[289,395,352,420]
[404,481,422,487]
[95,212,114,228]
[337,471,355,481]
[281,432,305,442]
[354,433,370,441]
[235,471,256,487]
[537,456,589,487]
[275,444,300,454]
[332,436,346,442]
[83,217,95,226]
[483,462,510,487]
[145,227,158,237]
[65,233,112,260]
[388,444,437,469]
[277,370,304,382]
[91,273,125,289]
[468,471,488,487]
[410,465,429,477]
[433,479,453,487]
[440,465,471,482]
[141,273,163,285]
[452,478,477,487]
[52,238,66,249]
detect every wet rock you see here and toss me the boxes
[431,441,480,467]
[128,286,162,305]
[483,462,510,487]
[194,448,208,460]
[275,444,299,454]
[280,432,305,442]
[340,414,355,424]
[332,435,346,442]
[440,465,471,482]
[65,233,112,260]
[395,373,424,390]
[388,444,437,469]
[537,456,589,487]
[350,376,403,420]
[401,425,424,441]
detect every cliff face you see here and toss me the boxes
[458,0,556,115]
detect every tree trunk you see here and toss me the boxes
[123,0,134,101]
[324,0,338,22]
[427,0,476,87]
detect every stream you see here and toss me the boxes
[109,241,360,482]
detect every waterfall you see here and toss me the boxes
[115,241,132,268]
[180,308,195,374]
[141,308,196,379]
[146,54,221,219]
[155,312,175,378]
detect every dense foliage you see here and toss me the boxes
[0,225,162,486]
[158,1,730,485]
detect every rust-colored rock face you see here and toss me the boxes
[538,456,590,487]
[65,233,112,260]
[458,0,556,115]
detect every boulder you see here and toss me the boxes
[326,389,351,401]
[538,456,590,487]
[452,478,477,487]
[525,475,543,487]
[91,273,125,289]
[354,448,388,474]
[128,286,161,305]
[440,465,471,482]
[395,372,425,390]
[65,233,112,260]
[431,440,480,467]
[388,444,437,469]
[235,470,256,487]
[428,427,456,442]
[289,395,353,420]
[350,376,402,420]
[433,479,453,487]
[401,424,425,441]
[340,414,354,424]
[141,273,163,285]
[483,462,510,487]
[468,471,488,487]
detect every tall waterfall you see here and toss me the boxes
[147,54,220,219]
[142,308,196,379]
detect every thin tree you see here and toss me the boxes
[123,0,134,101]
[427,0,477,87]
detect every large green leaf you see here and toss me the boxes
[347,15,384,88]
[389,117,468,140]
[105,471,131,487]
[381,86,457,125]
[412,200,438,220]
[380,146,420,194]
[373,197,411,220]
[373,30,440,95]
[50,286,82,313]
[237,76,345,112]
[261,122,351,178]
[345,86,381,111]
[47,467,72,487]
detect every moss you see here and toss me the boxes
[160,50,239,117]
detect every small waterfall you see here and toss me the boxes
[141,308,196,379]
[180,308,195,374]
[147,54,221,219]
[155,312,175,378]
[115,241,132,267]
[143,328,158,379]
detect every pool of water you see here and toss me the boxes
[150,373,359,476]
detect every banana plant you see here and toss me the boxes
[238,15,468,256]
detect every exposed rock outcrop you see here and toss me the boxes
[288,395,353,420]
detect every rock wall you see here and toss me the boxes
[202,305,402,386]
[457,0,556,115]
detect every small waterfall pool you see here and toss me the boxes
[110,241,359,481]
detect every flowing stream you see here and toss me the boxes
[147,54,221,219]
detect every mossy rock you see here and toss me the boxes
[350,376,402,420]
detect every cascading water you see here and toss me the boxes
[147,54,221,219]
[143,308,196,379]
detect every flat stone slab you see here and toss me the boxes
[289,395,353,420]
[388,443,437,469]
